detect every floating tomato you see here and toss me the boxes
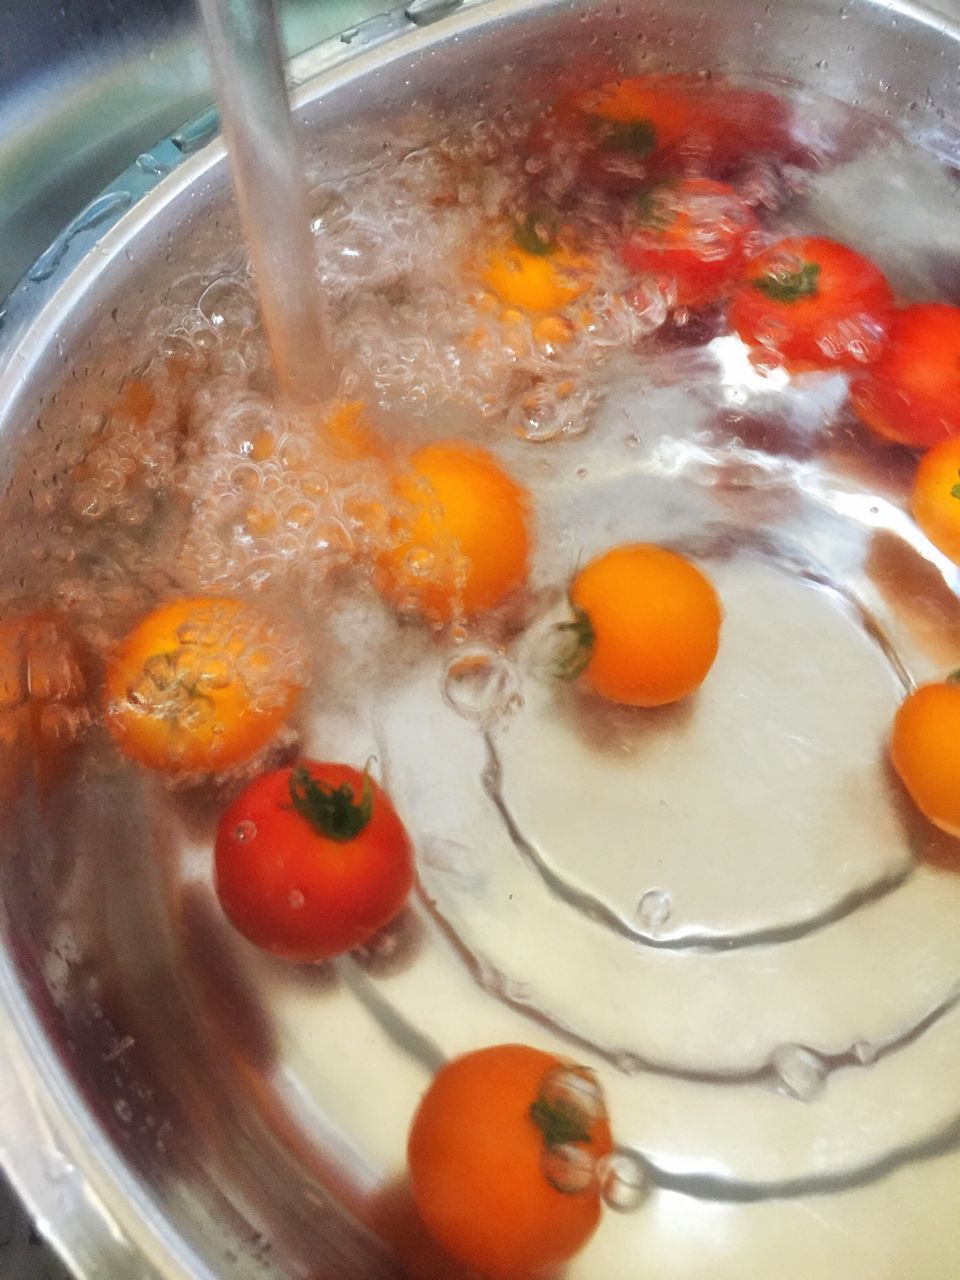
[729,236,893,369]
[620,178,758,308]
[408,1045,613,1276]
[851,304,960,446]
[215,760,414,961]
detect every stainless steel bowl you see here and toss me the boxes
[3,1,960,1277]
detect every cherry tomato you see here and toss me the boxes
[377,441,531,626]
[729,236,893,370]
[911,438,960,564]
[408,1044,613,1276]
[215,760,414,961]
[480,220,594,314]
[564,544,722,707]
[890,679,960,838]
[620,178,759,308]
[851,304,960,446]
[0,612,90,784]
[103,596,303,774]
[526,84,676,197]
[527,76,796,194]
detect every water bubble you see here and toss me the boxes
[771,1044,828,1101]
[310,187,349,232]
[442,650,518,724]
[103,1035,135,1063]
[422,838,485,891]
[598,1151,650,1212]
[288,889,305,910]
[540,1065,607,1127]
[180,694,216,729]
[636,888,672,932]
[234,820,257,843]
[541,1142,597,1195]
[114,1099,134,1124]
[853,1039,878,1065]
[43,1150,76,1184]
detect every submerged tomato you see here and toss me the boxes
[377,441,531,626]
[408,1045,613,1277]
[104,596,302,775]
[215,760,414,961]
[851,304,960,446]
[620,178,758,308]
[911,438,960,564]
[891,680,960,838]
[729,236,893,369]
[526,75,796,194]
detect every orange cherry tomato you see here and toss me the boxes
[0,613,89,780]
[103,596,303,774]
[911,438,960,564]
[320,399,388,463]
[408,1044,613,1277]
[529,76,795,192]
[851,304,960,447]
[377,442,530,626]
[480,223,594,314]
[566,544,722,707]
[891,679,960,838]
[215,760,414,961]
[729,236,893,370]
[620,178,759,308]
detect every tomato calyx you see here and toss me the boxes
[632,182,674,231]
[947,669,960,685]
[950,469,960,500]
[287,764,373,842]
[529,1095,592,1147]
[752,260,821,304]
[553,604,595,681]
[514,212,559,257]
[599,117,657,156]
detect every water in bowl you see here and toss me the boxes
[3,70,960,1279]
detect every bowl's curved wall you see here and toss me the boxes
[1,3,960,1278]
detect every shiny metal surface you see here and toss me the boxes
[0,0,386,298]
[2,1,960,1278]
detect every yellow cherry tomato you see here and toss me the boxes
[481,237,593,314]
[377,442,530,626]
[911,438,960,565]
[567,543,722,706]
[103,596,302,774]
[891,679,960,837]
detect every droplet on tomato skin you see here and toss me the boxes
[541,1141,597,1195]
[287,888,305,910]
[598,1151,650,1212]
[234,819,257,843]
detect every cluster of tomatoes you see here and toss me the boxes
[7,72,960,1280]
[474,73,960,844]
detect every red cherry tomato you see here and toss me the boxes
[850,304,960,447]
[620,178,759,308]
[728,236,893,369]
[687,81,796,176]
[526,76,796,194]
[215,761,414,961]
